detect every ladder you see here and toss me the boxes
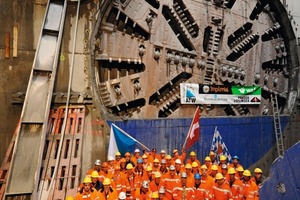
[4,0,68,199]
[271,94,285,157]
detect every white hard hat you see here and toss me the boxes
[134,148,140,153]
[118,191,126,199]
[108,156,114,161]
[94,159,101,166]
[175,159,181,164]
[142,180,149,188]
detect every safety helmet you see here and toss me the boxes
[185,163,192,169]
[194,173,201,180]
[232,155,239,160]
[209,151,215,156]
[115,152,121,156]
[200,165,208,170]
[108,156,114,161]
[151,191,159,198]
[91,171,99,178]
[154,172,161,178]
[83,176,92,184]
[94,159,101,166]
[146,166,153,172]
[228,168,236,174]
[142,154,148,159]
[65,196,74,200]
[175,159,181,165]
[160,150,166,154]
[254,168,263,173]
[118,192,126,200]
[153,158,159,163]
[221,164,228,169]
[137,158,143,164]
[173,149,178,154]
[142,180,149,188]
[161,159,166,164]
[103,178,111,185]
[125,152,131,157]
[211,165,218,171]
[205,156,211,161]
[126,163,133,170]
[158,186,165,193]
[134,149,140,153]
[192,162,198,168]
[220,155,227,161]
[169,165,175,171]
[190,151,196,156]
[215,173,224,180]
[166,155,172,160]
[243,170,251,177]
[181,172,187,178]
[237,166,244,172]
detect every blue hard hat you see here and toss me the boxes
[194,173,201,180]
[137,158,143,164]
[233,155,239,160]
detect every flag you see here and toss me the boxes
[108,123,149,158]
[184,107,200,150]
[210,126,232,162]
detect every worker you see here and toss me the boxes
[159,159,168,175]
[218,155,228,169]
[161,165,180,199]
[134,158,145,189]
[204,156,212,175]
[75,176,99,200]
[252,168,265,188]
[172,172,195,199]
[211,173,233,200]
[152,159,160,172]
[149,172,163,192]
[150,191,159,200]
[111,165,125,194]
[118,191,126,200]
[228,168,243,200]
[158,186,168,200]
[98,178,118,200]
[241,170,259,200]
[142,154,152,170]
[229,156,243,171]
[210,164,219,180]
[174,159,184,176]
[165,155,173,168]
[125,152,135,168]
[115,152,122,165]
[135,180,152,200]
[99,162,113,181]
[191,161,200,175]
[184,163,194,187]
[200,164,214,192]
[142,166,154,183]
[107,156,115,173]
[148,148,159,163]
[120,158,127,173]
[131,149,141,166]
[221,164,230,182]
[186,151,201,167]
[159,150,167,161]
[237,166,244,181]
[123,163,136,197]
[90,171,103,191]
[86,159,101,175]
[193,173,210,199]
[209,151,217,165]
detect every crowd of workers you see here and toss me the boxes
[69,148,265,200]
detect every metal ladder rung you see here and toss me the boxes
[43,29,60,36]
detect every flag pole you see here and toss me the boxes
[182,106,199,150]
[112,123,150,151]
[211,126,217,153]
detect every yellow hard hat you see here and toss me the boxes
[190,151,196,156]
[173,149,178,154]
[209,151,215,156]
[153,158,159,163]
[215,173,224,180]
[166,155,172,160]
[83,176,92,184]
[103,178,111,185]
[126,163,133,170]
[237,166,244,172]
[185,163,192,169]
[254,168,263,173]
[115,152,121,156]
[146,166,153,172]
[205,156,211,161]
[220,155,227,161]
[142,154,148,159]
[243,170,251,177]
[154,172,161,178]
[192,162,198,167]
[91,170,99,178]
[65,196,74,200]
[228,168,236,174]
[200,165,208,170]
[211,165,218,171]
[151,192,159,198]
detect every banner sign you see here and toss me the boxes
[180,83,261,104]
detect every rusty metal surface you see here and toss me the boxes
[91,0,299,120]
